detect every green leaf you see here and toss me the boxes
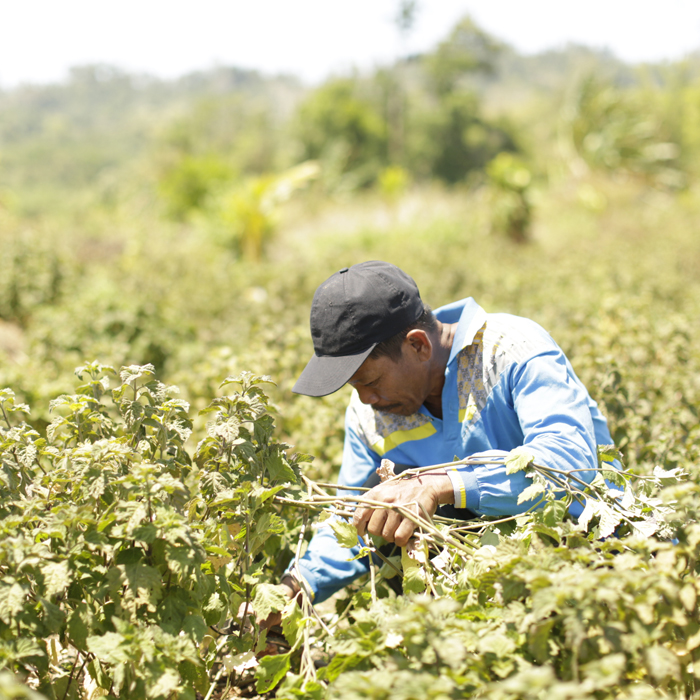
[158,592,190,633]
[345,546,372,562]
[255,652,291,694]
[591,472,608,490]
[123,564,163,609]
[517,481,546,505]
[477,632,516,657]
[0,583,27,621]
[87,658,112,691]
[401,547,426,594]
[680,584,697,613]
[531,523,561,544]
[542,499,568,527]
[87,632,129,664]
[281,598,303,649]
[251,584,289,622]
[39,597,66,634]
[505,450,534,475]
[12,638,43,661]
[329,518,358,548]
[379,555,402,580]
[68,609,90,651]
[597,503,622,539]
[221,372,275,389]
[480,529,500,547]
[528,618,556,663]
[686,627,700,651]
[42,560,71,598]
[597,444,623,465]
[601,468,625,487]
[289,452,314,467]
[203,592,227,626]
[266,452,298,484]
[644,645,680,683]
[581,653,626,689]
[115,547,145,566]
[183,615,208,643]
[147,669,181,698]
[254,511,284,538]
[179,659,209,694]
[318,653,365,683]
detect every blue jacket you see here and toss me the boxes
[293,298,613,602]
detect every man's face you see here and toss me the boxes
[347,342,430,416]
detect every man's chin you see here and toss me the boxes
[377,404,414,416]
[376,404,401,414]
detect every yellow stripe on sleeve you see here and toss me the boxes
[448,467,467,509]
[370,422,437,457]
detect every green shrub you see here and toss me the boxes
[0,364,308,698]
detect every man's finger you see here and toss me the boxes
[381,510,403,542]
[353,506,369,536]
[366,508,389,540]
[393,517,416,548]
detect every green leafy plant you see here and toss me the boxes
[0,364,308,699]
[0,355,696,700]
[272,453,690,700]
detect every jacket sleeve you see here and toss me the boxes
[448,346,599,516]
[286,406,381,603]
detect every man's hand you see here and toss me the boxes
[352,473,454,547]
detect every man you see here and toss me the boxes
[279,260,613,605]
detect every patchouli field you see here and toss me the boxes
[1,25,700,700]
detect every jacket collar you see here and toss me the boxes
[433,297,488,365]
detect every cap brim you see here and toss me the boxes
[292,345,375,397]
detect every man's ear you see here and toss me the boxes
[405,329,432,360]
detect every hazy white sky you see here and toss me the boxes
[1,0,699,88]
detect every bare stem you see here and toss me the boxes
[202,637,232,700]
[1,403,12,429]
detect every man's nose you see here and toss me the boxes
[357,386,379,405]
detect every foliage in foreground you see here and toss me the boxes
[0,363,697,700]
[0,364,307,699]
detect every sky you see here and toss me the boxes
[1,0,700,88]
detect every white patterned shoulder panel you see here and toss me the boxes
[347,392,435,456]
[456,315,553,425]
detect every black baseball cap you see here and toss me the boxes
[292,261,424,397]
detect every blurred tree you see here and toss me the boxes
[0,63,301,212]
[213,161,319,260]
[155,93,287,219]
[159,95,281,175]
[294,78,388,188]
[389,0,420,164]
[396,0,418,35]
[486,152,532,243]
[407,91,516,183]
[560,75,683,188]
[157,154,233,220]
[293,17,519,189]
[403,17,517,183]
[426,17,503,96]
[640,63,700,179]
